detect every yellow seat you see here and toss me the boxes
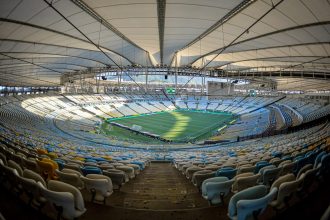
[42,158,59,170]
[47,152,58,159]
[37,149,48,155]
[103,156,112,161]
[37,159,58,180]
[73,157,85,162]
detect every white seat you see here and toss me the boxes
[55,169,84,189]
[103,169,126,189]
[38,180,86,220]
[17,175,46,208]
[126,164,140,175]
[192,170,215,189]
[186,166,203,179]
[115,165,135,179]
[228,185,277,220]
[270,174,304,210]
[81,174,113,204]
[7,160,23,176]
[202,176,235,205]
[23,169,47,187]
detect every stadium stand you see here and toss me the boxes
[0,0,330,220]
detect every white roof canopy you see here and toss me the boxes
[0,0,329,86]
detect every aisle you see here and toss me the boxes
[107,162,209,210]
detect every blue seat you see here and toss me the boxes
[254,161,270,174]
[93,157,107,162]
[281,155,292,161]
[81,166,102,176]
[314,151,326,169]
[319,154,330,178]
[54,159,65,170]
[305,151,317,164]
[271,152,282,158]
[228,152,237,157]
[294,157,310,175]
[85,159,97,163]
[260,166,282,187]
[216,167,237,179]
[228,185,278,220]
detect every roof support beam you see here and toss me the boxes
[212,42,330,68]
[0,39,113,66]
[43,0,122,69]
[190,21,330,65]
[0,18,133,65]
[0,53,64,75]
[177,0,256,53]
[280,56,330,71]
[44,0,148,93]
[0,69,61,86]
[157,0,166,65]
[0,62,91,70]
[71,0,153,66]
[179,0,284,90]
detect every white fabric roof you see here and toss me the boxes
[0,0,329,86]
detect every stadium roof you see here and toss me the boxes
[0,0,330,86]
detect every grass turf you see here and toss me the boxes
[102,110,233,143]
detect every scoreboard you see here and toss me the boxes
[166,87,176,94]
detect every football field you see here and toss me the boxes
[104,110,234,143]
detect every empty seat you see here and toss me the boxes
[98,163,115,170]
[11,153,25,166]
[81,166,102,176]
[319,154,330,179]
[192,170,215,189]
[186,166,203,179]
[23,169,47,187]
[254,161,270,174]
[232,173,261,193]
[270,173,295,191]
[279,161,296,176]
[313,151,326,169]
[228,185,277,220]
[237,165,255,175]
[81,174,113,204]
[36,159,58,180]
[270,175,304,210]
[55,169,84,189]
[126,163,140,175]
[294,157,310,174]
[7,160,23,176]
[296,164,313,179]
[63,163,82,173]
[1,164,20,190]
[38,180,86,219]
[259,166,281,187]
[115,165,135,179]
[23,158,39,173]
[0,152,7,165]
[216,167,237,179]
[202,176,234,205]
[298,166,319,197]
[16,175,46,208]
[103,169,126,189]
[54,159,66,170]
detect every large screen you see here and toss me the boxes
[166,87,176,94]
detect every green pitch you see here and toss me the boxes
[102,110,234,143]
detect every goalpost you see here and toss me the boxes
[131,124,142,131]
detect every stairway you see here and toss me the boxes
[108,162,209,210]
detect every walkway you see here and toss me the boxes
[108,162,209,210]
